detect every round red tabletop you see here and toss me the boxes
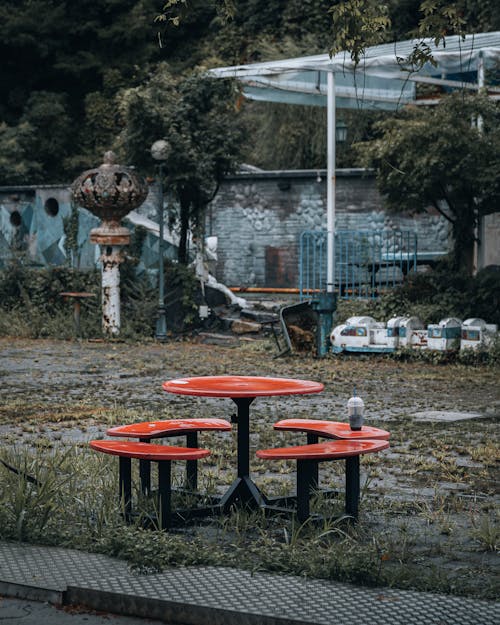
[162,376,324,398]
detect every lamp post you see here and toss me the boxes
[151,140,169,341]
[335,119,348,143]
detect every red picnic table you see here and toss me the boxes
[162,375,324,511]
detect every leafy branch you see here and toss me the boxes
[328,0,391,65]
[156,0,235,27]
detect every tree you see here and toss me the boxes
[358,94,500,275]
[159,1,498,69]
[0,121,42,184]
[0,0,162,184]
[323,0,499,69]
[117,65,245,263]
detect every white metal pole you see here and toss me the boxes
[477,50,485,130]
[475,51,485,272]
[326,70,336,293]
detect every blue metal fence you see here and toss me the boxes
[299,229,417,299]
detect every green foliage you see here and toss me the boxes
[0,0,498,183]
[0,261,99,313]
[0,256,203,339]
[358,93,500,275]
[20,91,73,183]
[336,264,500,366]
[329,0,498,70]
[360,264,500,325]
[118,67,245,263]
[0,445,122,545]
[243,103,327,169]
[119,276,158,339]
[163,259,202,331]
[0,121,42,184]
[329,0,391,64]
[0,261,101,338]
[242,101,388,169]
[0,0,161,184]
[116,256,204,338]
[0,442,497,597]
[62,203,81,267]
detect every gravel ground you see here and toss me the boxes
[0,337,498,597]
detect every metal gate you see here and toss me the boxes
[299,229,417,299]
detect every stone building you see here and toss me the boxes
[207,169,451,288]
[1,169,497,290]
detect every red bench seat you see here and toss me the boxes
[90,440,211,530]
[256,439,389,522]
[106,418,231,439]
[90,440,211,460]
[106,418,231,493]
[273,419,390,441]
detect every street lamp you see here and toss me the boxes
[151,139,169,341]
[335,119,348,143]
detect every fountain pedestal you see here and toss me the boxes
[72,152,147,336]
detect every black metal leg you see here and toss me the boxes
[139,438,151,495]
[119,457,132,522]
[296,459,316,523]
[158,460,172,530]
[306,433,319,489]
[234,398,253,478]
[186,432,198,490]
[345,455,360,520]
[220,397,269,511]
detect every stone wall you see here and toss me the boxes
[0,185,177,273]
[2,173,496,289]
[206,169,451,288]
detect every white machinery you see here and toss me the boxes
[427,318,462,351]
[331,315,497,354]
[460,318,498,350]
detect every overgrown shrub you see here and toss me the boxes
[337,264,500,326]
[0,259,100,313]
[0,255,203,339]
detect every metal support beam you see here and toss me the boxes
[155,165,168,341]
[345,455,360,520]
[297,459,316,523]
[326,70,336,294]
[186,432,198,491]
[158,461,172,530]
[119,457,132,522]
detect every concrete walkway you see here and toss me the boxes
[0,541,498,625]
[0,596,165,625]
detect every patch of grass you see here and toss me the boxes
[470,514,499,553]
[0,443,498,599]
[0,338,498,600]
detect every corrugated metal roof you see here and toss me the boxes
[209,32,500,110]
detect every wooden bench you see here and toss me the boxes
[90,440,210,530]
[256,439,389,523]
[107,418,231,493]
[59,291,95,337]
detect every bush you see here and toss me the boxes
[0,259,100,314]
[0,257,203,339]
[337,264,500,327]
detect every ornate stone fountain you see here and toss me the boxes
[72,151,148,336]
